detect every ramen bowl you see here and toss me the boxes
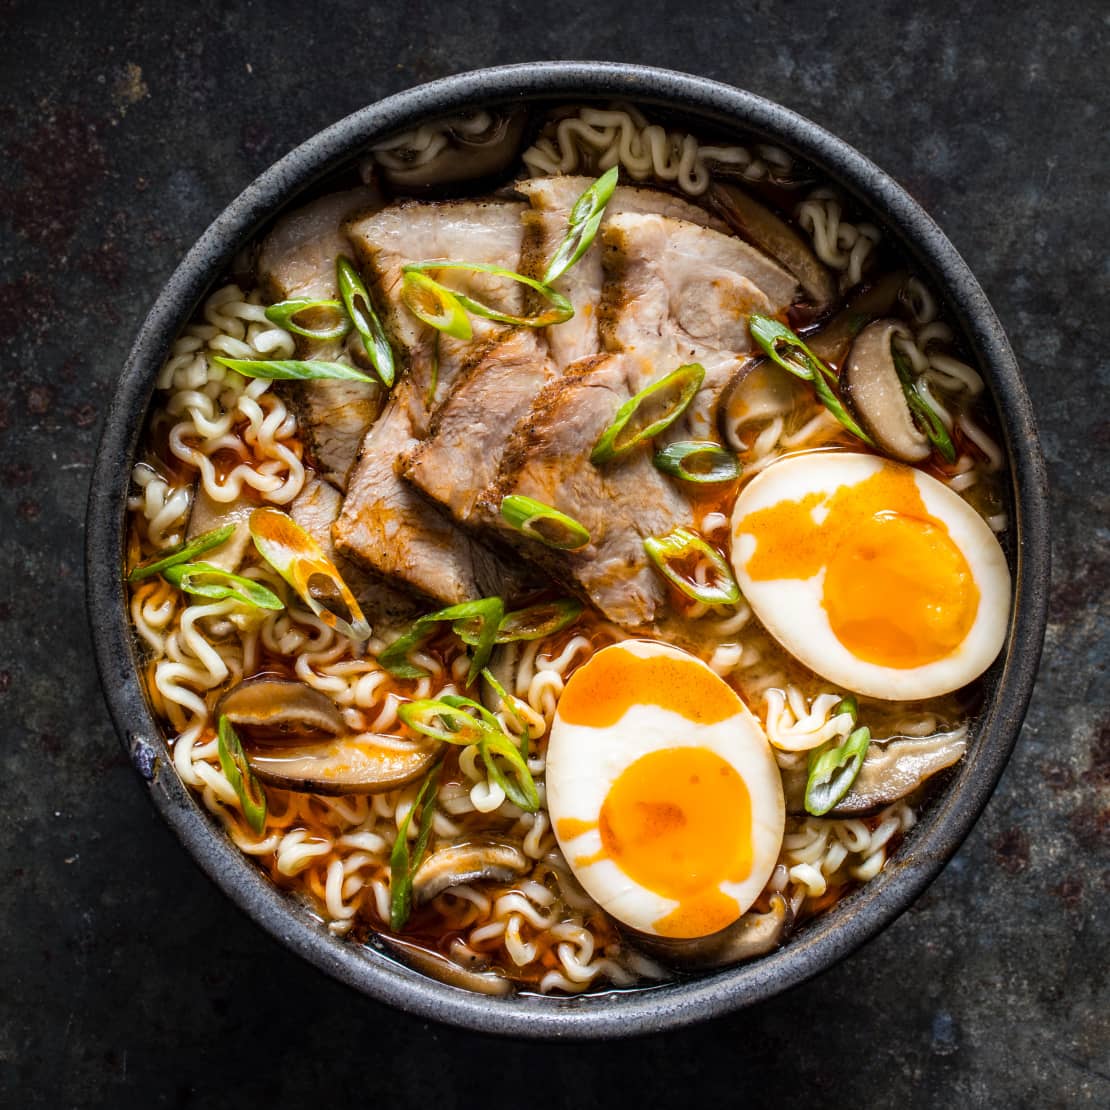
[85,62,1049,1038]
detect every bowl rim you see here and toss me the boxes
[85,60,1050,1039]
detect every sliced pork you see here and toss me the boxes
[334,200,535,604]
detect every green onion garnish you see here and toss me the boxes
[479,728,540,813]
[456,597,583,646]
[213,357,376,384]
[804,724,872,816]
[892,350,957,462]
[264,298,351,341]
[500,495,591,551]
[654,441,741,484]
[217,715,268,834]
[401,261,574,331]
[163,562,284,611]
[480,667,529,759]
[643,526,740,606]
[400,270,473,340]
[590,363,706,465]
[389,758,444,931]
[748,315,875,447]
[542,166,620,285]
[398,697,493,745]
[127,523,235,582]
[378,597,505,684]
[336,256,396,387]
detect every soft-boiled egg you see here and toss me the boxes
[546,640,784,939]
[730,451,1011,701]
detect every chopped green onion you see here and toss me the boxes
[401,271,473,340]
[217,716,267,833]
[336,256,396,387]
[378,597,505,684]
[264,298,351,341]
[654,440,741,484]
[644,526,741,606]
[479,729,540,813]
[402,261,573,329]
[480,667,529,759]
[748,315,875,447]
[456,598,583,646]
[249,508,370,641]
[127,523,235,582]
[590,363,706,464]
[389,758,444,930]
[213,357,376,384]
[398,698,491,745]
[804,725,872,816]
[834,695,858,724]
[163,561,284,611]
[542,166,620,285]
[892,350,957,462]
[500,495,591,551]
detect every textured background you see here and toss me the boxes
[2,1,1107,1106]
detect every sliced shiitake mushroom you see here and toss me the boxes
[783,727,969,816]
[711,182,836,309]
[216,676,344,740]
[246,732,441,796]
[185,488,255,573]
[718,358,809,451]
[805,271,908,366]
[375,109,527,190]
[381,936,513,996]
[841,318,929,462]
[411,840,529,905]
[634,893,792,968]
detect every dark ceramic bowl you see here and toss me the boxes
[85,62,1049,1038]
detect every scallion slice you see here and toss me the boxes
[455,597,583,646]
[590,363,706,464]
[480,667,529,759]
[217,715,268,833]
[500,495,591,551]
[163,561,284,611]
[479,729,540,813]
[336,256,396,387]
[400,271,473,340]
[213,357,376,384]
[748,314,875,447]
[389,758,444,931]
[542,166,620,285]
[892,350,957,462]
[804,725,872,816]
[402,261,574,329]
[398,697,492,745]
[643,526,741,606]
[378,597,505,684]
[127,523,235,582]
[264,298,351,341]
[654,441,741,484]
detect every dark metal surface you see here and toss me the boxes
[84,62,1050,1039]
[2,1,1106,1104]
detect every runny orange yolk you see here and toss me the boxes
[740,463,980,669]
[598,747,751,939]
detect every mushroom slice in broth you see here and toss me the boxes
[412,840,529,905]
[216,677,345,739]
[247,732,442,796]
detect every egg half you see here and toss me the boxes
[730,451,1011,701]
[546,640,785,939]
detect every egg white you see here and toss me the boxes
[730,452,1011,701]
[547,641,784,937]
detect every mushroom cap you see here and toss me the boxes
[841,318,931,463]
[381,936,513,996]
[216,676,345,739]
[411,840,529,905]
[782,726,969,816]
[247,732,442,795]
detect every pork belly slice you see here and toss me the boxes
[517,176,728,369]
[599,211,799,439]
[335,199,535,604]
[258,186,386,489]
[402,329,556,524]
[290,478,418,639]
[479,353,693,629]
